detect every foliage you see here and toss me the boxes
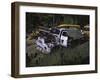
[26,13,89,34]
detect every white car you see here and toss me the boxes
[50,27,83,47]
[36,27,83,53]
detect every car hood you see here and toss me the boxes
[66,28,83,40]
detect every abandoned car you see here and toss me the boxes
[35,27,84,53]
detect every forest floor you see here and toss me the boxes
[26,39,89,67]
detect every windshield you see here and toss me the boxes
[62,31,68,37]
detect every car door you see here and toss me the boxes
[60,31,68,47]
